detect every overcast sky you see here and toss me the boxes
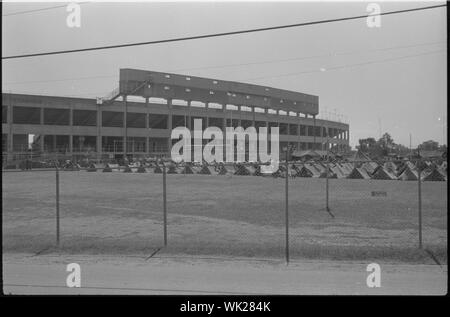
[2,1,447,148]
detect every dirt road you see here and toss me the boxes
[2,253,447,295]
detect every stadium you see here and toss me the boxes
[2,68,349,164]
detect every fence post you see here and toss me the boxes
[55,165,60,247]
[324,139,334,218]
[163,163,167,246]
[418,167,422,249]
[285,150,289,264]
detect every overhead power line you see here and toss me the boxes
[245,49,446,82]
[2,2,90,17]
[176,40,446,72]
[2,4,446,60]
[5,49,445,98]
[2,40,446,86]
[4,89,110,99]
[3,74,117,86]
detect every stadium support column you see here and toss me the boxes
[252,106,255,129]
[7,100,13,162]
[52,136,57,153]
[238,105,242,127]
[264,108,269,129]
[187,101,192,161]
[297,113,301,151]
[264,109,269,155]
[222,104,227,162]
[313,115,317,150]
[187,100,192,130]
[39,107,44,155]
[167,98,173,155]
[97,106,102,160]
[123,95,128,159]
[146,97,150,156]
[69,106,73,157]
[69,135,73,158]
[252,106,256,159]
[205,102,209,129]
[318,120,323,150]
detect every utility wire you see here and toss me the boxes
[244,49,446,82]
[2,4,446,60]
[6,49,444,98]
[3,4,68,17]
[3,89,110,98]
[176,41,446,73]
[2,40,446,86]
[3,283,260,295]
[4,74,117,86]
[2,2,90,17]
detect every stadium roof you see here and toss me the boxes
[119,68,319,115]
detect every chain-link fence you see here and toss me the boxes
[2,157,447,264]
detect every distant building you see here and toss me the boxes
[416,150,446,159]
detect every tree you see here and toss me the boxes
[391,143,410,156]
[358,137,377,152]
[357,133,419,158]
[378,133,394,149]
[377,133,395,156]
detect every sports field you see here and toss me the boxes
[2,170,447,263]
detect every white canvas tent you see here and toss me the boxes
[398,167,418,181]
[347,167,371,179]
[371,166,397,180]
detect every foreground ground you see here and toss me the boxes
[3,252,447,295]
[2,170,447,262]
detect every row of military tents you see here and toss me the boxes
[77,160,447,181]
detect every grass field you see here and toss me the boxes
[2,170,447,263]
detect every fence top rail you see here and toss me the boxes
[2,168,59,173]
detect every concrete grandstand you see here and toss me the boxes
[2,68,349,164]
